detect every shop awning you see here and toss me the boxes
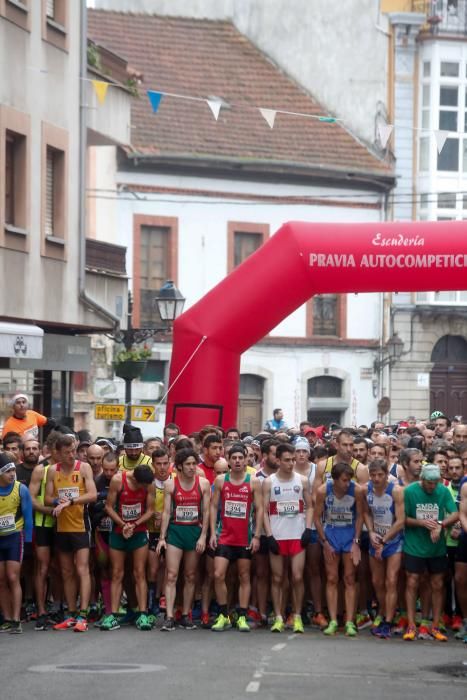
[0,322,44,359]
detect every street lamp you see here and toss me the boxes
[374,332,404,374]
[109,280,185,421]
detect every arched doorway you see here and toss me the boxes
[430,335,467,417]
[307,375,345,426]
[238,374,264,434]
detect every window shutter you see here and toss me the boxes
[45,148,55,236]
[46,0,55,19]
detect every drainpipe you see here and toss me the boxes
[78,0,120,329]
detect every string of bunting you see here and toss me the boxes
[27,66,455,155]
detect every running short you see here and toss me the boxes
[403,552,448,574]
[370,538,403,559]
[0,531,24,563]
[148,532,159,552]
[257,535,269,556]
[324,526,354,554]
[167,523,201,552]
[35,526,54,549]
[276,539,303,558]
[109,531,148,552]
[215,544,252,561]
[309,530,319,546]
[55,531,91,553]
[455,533,467,564]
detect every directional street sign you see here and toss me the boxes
[130,405,157,422]
[95,404,126,421]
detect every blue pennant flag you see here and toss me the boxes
[147,91,163,113]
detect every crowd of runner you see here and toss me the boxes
[0,393,466,642]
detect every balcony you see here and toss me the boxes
[414,0,467,36]
[86,40,134,146]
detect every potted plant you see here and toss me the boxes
[113,344,152,380]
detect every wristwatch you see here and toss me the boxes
[436,520,444,528]
[353,538,361,545]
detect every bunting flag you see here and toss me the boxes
[206,99,222,121]
[434,130,449,154]
[377,123,393,149]
[92,79,109,105]
[147,90,163,113]
[318,116,337,123]
[259,108,277,129]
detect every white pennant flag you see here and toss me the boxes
[259,108,277,129]
[206,99,222,121]
[434,130,449,154]
[377,123,393,149]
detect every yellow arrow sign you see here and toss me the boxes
[130,405,156,422]
[95,404,125,421]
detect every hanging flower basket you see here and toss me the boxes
[114,360,147,380]
[113,345,151,380]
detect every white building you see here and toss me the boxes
[88,9,394,436]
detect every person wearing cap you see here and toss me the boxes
[402,463,459,641]
[0,452,33,634]
[95,438,115,456]
[119,425,152,472]
[431,411,451,438]
[303,426,318,448]
[2,394,54,441]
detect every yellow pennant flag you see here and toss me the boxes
[92,80,109,105]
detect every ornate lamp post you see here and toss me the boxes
[110,280,185,421]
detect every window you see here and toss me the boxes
[1,107,30,252]
[437,192,456,208]
[416,291,467,304]
[312,295,339,336]
[227,222,269,273]
[419,137,430,172]
[437,137,459,171]
[440,62,459,77]
[132,215,178,328]
[0,0,29,31]
[41,122,68,259]
[42,0,68,51]
[308,376,342,398]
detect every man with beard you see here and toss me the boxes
[16,438,41,487]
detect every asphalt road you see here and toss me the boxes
[2,622,466,700]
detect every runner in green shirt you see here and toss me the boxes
[403,463,458,642]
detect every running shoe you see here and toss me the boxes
[159,595,167,613]
[100,614,120,632]
[312,613,328,630]
[371,622,383,637]
[201,612,211,629]
[323,620,338,636]
[378,622,392,639]
[455,623,467,640]
[293,616,304,634]
[174,608,183,623]
[74,617,88,633]
[403,624,417,641]
[418,623,432,641]
[178,614,197,630]
[393,615,408,636]
[451,615,463,632]
[345,621,358,637]
[191,600,202,621]
[117,609,137,626]
[441,614,451,630]
[136,613,152,631]
[237,615,251,633]
[430,626,448,642]
[34,614,48,631]
[88,606,99,622]
[247,608,262,625]
[8,621,22,635]
[285,613,294,630]
[147,614,157,629]
[53,616,76,631]
[356,612,372,630]
[161,617,176,632]
[211,613,231,632]
[372,614,383,629]
[270,617,285,633]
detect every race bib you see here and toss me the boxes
[122,503,142,521]
[99,516,113,532]
[329,510,353,526]
[58,487,80,502]
[175,505,199,522]
[224,500,247,519]
[0,513,15,532]
[415,505,439,521]
[277,500,300,517]
[374,523,390,537]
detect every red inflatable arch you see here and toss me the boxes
[166,221,467,433]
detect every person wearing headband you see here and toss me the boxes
[2,394,55,441]
[0,452,33,634]
[119,425,152,473]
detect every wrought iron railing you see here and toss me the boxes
[412,0,467,35]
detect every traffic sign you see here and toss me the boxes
[131,405,157,422]
[95,404,126,421]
